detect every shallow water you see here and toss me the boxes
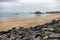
[0,12,53,18]
[0,12,54,22]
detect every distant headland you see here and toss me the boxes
[34,11,60,14]
[46,11,60,13]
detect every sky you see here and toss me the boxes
[0,0,60,12]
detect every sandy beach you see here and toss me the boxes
[0,14,60,31]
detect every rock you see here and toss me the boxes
[34,11,42,14]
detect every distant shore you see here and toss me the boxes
[0,14,60,31]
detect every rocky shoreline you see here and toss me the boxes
[0,19,60,40]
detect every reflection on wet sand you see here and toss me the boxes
[35,14,41,18]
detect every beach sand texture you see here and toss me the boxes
[0,14,60,31]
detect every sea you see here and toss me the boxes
[0,12,53,22]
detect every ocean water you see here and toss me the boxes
[0,12,53,22]
[0,12,53,18]
[0,12,35,18]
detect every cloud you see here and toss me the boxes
[18,0,54,3]
[0,0,58,7]
[0,0,60,12]
[0,0,16,2]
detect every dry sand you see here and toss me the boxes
[0,14,60,31]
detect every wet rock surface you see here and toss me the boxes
[0,20,60,40]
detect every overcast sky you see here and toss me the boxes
[0,0,60,12]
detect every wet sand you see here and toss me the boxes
[0,14,60,31]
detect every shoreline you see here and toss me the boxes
[0,13,55,22]
[0,14,60,31]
